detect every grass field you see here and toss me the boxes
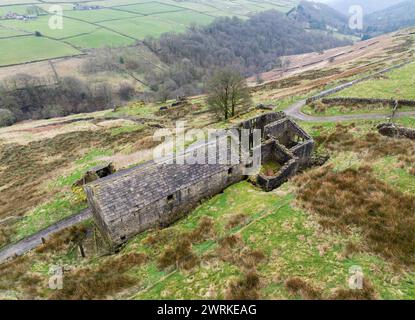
[1,115,414,300]
[0,25,28,37]
[0,38,414,298]
[154,10,215,26]
[331,62,415,100]
[62,8,139,23]
[298,61,415,116]
[0,0,299,65]
[0,5,43,16]
[114,2,185,15]
[0,16,99,39]
[98,15,186,39]
[0,36,80,66]
[65,28,136,48]
[0,0,40,4]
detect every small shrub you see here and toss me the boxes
[118,82,135,101]
[187,216,215,243]
[310,101,327,114]
[225,271,261,300]
[0,108,16,127]
[217,235,245,265]
[50,252,146,300]
[342,241,362,258]
[35,225,88,254]
[217,235,266,270]
[226,214,249,230]
[331,278,378,300]
[157,238,199,271]
[142,228,178,248]
[239,249,266,269]
[285,277,322,300]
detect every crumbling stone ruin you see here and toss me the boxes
[377,123,415,140]
[85,112,313,246]
[74,163,116,187]
[238,112,314,191]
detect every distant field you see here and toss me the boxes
[114,2,185,15]
[154,10,215,26]
[62,8,139,23]
[0,0,40,4]
[65,28,136,49]
[0,0,299,65]
[0,15,98,39]
[0,5,42,16]
[98,15,186,39]
[0,25,28,37]
[0,36,80,66]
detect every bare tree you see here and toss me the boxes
[206,69,252,120]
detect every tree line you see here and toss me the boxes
[143,10,350,101]
[0,75,130,126]
[0,10,350,127]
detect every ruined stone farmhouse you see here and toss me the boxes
[85,112,314,246]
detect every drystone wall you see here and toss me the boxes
[256,140,300,192]
[377,123,415,140]
[321,97,415,107]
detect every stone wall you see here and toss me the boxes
[321,97,415,107]
[256,140,300,192]
[264,118,314,165]
[291,140,314,167]
[257,158,299,192]
[377,123,415,140]
[238,112,286,139]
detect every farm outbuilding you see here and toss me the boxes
[85,112,314,246]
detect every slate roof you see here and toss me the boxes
[86,141,240,222]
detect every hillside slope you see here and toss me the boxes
[287,1,352,35]
[0,24,414,301]
[365,0,415,36]
[326,0,406,14]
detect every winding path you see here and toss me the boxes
[0,209,91,264]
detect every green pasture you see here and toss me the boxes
[62,8,139,23]
[0,35,80,66]
[331,62,415,100]
[0,15,98,39]
[0,0,300,65]
[66,28,136,48]
[98,15,185,39]
[114,2,185,15]
[0,25,28,37]
[154,10,215,26]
